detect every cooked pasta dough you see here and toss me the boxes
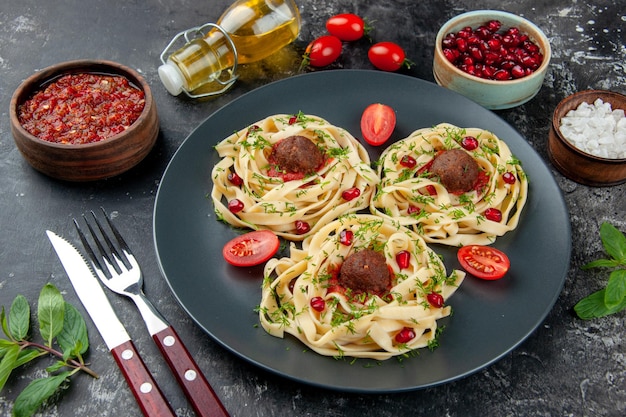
[259,214,465,360]
[370,123,528,246]
[211,113,379,241]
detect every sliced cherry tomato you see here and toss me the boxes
[222,230,279,267]
[360,103,396,146]
[304,35,342,67]
[368,42,408,72]
[457,245,510,280]
[326,13,367,41]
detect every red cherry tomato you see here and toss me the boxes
[360,103,396,146]
[326,13,367,41]
[222,230,279,267]
[457,245,510,280]
[368,42,407,72]
[304,35,342,67]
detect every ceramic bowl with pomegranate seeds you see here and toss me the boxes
[433,10,551,110]
[10,60,159,181]
[548,90,626,186]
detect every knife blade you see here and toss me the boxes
[46,230,176,417]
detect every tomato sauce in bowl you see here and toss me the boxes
[17,73,145,145]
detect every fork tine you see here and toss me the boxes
[73,217,106,274]
[100,207,131,254]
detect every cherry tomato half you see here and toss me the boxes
[222,230,280,267]
[457,245,510,280]
[360,103,396,146]
[368,42,407,72]
[326,13,367,41]
[304,35,343,67]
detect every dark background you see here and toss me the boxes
[1,0,624,416]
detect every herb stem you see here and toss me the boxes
[20,341,99,378]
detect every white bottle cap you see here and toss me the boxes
[158,62,185,96]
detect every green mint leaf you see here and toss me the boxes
[574,288,626,319]
[14,349,45,369]
[12,371,71,417]
[57,302,89,357]
[600,222,626,264]
[0,343,20,392]
[1,306,9,340]
[604,269,626,310]
[45,360,66,373]
[581,259,620,270]
[9,295,30,341]
[37,284,65,346]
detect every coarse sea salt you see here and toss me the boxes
[559,98,626,159]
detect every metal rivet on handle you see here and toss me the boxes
[184,370,197,381]
[163,335,175,346]
[121,349,134,360]
[140,382,153,393]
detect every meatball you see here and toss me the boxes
[270,135,324,175]
[429,149,480,193]
[338,249,391,294]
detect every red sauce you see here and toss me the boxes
[18,73,145,145]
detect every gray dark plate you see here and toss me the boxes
[153,70,571,393]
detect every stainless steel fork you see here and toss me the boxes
[74,208,230,417]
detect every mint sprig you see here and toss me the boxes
[574,222,626,319]
[0,283,97,417]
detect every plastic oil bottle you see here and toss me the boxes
[158,0,300,98]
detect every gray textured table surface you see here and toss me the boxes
[1,0,624,416]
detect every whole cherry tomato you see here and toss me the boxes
[368,42,408,72]
[326,13,368,41]
[304,35,343,67]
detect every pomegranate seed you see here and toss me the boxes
[395,327,416,344]
[455,37,468,52]
[503,172,517,184]
[487,38,501,50]
[227,171,243,186]
[494,69,511,80]
[288,115,298,125]
[484,208,503,222]
[487,20,502,32]
[310,296,326,312]
[427,292,444,308]
[400,155,417,168]
[442,34,456,48]
[295,220,310,235]
[469,46,484,62]
[396,250,411,269]
[228,199,244,213]
[511,65,526,79]
[342,187,361,201]
[407,205,421,216]
[339,229,354,246]
[443,48,458,63]
[461,136,479,150]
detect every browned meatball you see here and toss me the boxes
[429,149,480,193]
[270,135,324,175]
[339,249,391,294]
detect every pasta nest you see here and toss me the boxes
[211,113,379,241]
[259,214,465,360]
[370,123,528,246]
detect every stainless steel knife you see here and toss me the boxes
[46,230,176,417]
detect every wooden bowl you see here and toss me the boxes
[10,60,159,182]
[548,90,626,186]
[433,10,551,110]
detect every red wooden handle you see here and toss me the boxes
[153,326,230,417]
[110,340,177,417]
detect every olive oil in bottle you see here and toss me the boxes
[158,0,300,98]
